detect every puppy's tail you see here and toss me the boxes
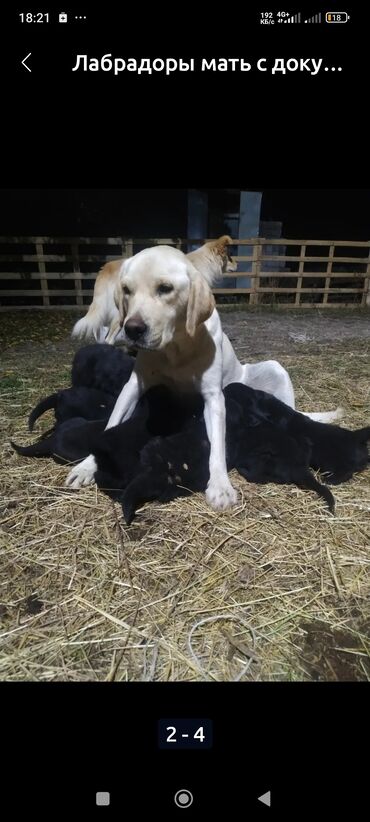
[28,393,58,432]
[121,470,162,525]
[301,471,336,514]
[301,407,345,424]
[10,436,54,458]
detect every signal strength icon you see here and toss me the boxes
[304,12,322,23]
[283,13,301,23]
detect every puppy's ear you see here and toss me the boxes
[113,258,131,325]
[186,262,215,336]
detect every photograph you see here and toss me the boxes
[1,188,369,685]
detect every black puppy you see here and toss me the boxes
[71,344,135,396]
[119,383,369,523]
[13,386,202,475]
[14,379,369,525]
[93,388,203,498]
[11,418,106,464]
[120,402,335,524]
[224,383,370,485]
[28,386,116,432]
[28,343,135,431]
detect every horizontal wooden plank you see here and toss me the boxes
[1,252,366,265]
[215,288,362,295]
[250,239,370,247]
[256,287,363,294]
[1,285,364,298]
[0,289,95,297]
[0,237,179,246]
[246,303,363,309]
[194,272,366,281]
[227,272,366,280]
[0,305,84,311]
[262,255,368,264]
[1,236,370,247]
[0,271,99,280]
[0,254,123,263]
[0,302,364,312]
[0,236,124,245]
[0,237,181,246]
[235,255,369,264]
[0,270,366,283]
[213,288,253,294]
[222,239,370,247]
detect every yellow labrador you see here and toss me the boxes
[72,236,237,345]
[66,244,343,510]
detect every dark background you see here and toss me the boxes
[3,5,366,190]
[1,189,369,239]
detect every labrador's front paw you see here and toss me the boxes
[206,478,238,511]
[65,455,97,489]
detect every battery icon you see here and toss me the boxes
[325,12,350,22]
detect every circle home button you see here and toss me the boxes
[174,789,194,808]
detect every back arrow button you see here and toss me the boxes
[21,53,32,72]
[258,791,271,807]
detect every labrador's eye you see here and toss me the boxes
[157,284,174,295]
[123,286,131,295]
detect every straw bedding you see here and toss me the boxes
[1,308,369,681]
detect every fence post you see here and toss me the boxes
[249,241,261,305]
[362,243,370,306]
[124,238,133,260]
[295,243,306,306]
[72,241,83,306]
[322,243,335,305]
[35,239,50,307]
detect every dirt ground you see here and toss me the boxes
[2,305,370,360]
[1,307,369,682]
[221,308,370,355]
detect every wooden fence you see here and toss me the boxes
[1,236,370,309]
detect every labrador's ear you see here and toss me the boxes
[113,258,131,325]
[186,262,215,336]
[212,234,233,254]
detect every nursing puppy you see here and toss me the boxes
[27,387,115,432]
[115,397,336,524]
[15,386,333,518]
[71,344,135,396]
[225,382,370,485]
[12,418,106,464]
[65,244,342,511]
[27,345,134,431]
[71,236,237,345]
[13,385,201,471]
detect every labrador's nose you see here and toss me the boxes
[124,317,148,341]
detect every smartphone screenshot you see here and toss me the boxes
[1,5,368,818]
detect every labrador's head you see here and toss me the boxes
[188,236,237,285]
[209,235,238,273]
[114,246,215,349]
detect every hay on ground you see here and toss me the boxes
[1,309,369,681]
